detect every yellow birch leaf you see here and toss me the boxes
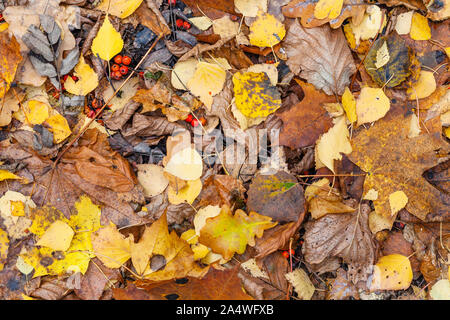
[370,254,413,291]
[356,87,390,126]
[164,147,203,181]
[198,205,277,260]
[0,228,8,271]
[171,58,198,90]
[410,13,431,41]
[249,11,285,48]
[187,61,226,110]
[91,15,124,61]
[314,0,344,20]
[316,116,352,173]
[168,179,202,205]
[341,87,357,123]
[64,56,99,96]
[0,169,21,181]
[389,191,408,216]
[36,220,74,252]
[91,223,133,269]
[97,0,143,19]
[10,201,25,217]
[407,70,436,100]
[26,100,49,125]
[232,71,281,118]
[46,114,71,144]
[430,279,450,300]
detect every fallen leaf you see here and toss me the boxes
[388,191,408,216]
[316,116,352,173]
[246,171,305,223]
[0,170,21,182]
[284,19,356,95]
[189,16,213,31]
[326,268,359,300]
[233,71,281,118]
[407,70,436,100]
[410,12,431,41]
[199,205,277,260]
[196,175,246,208]
[137,164,169,198]
[285,268,315,300]
[91,15,124,61]
[0,31,22,98]
[356,87,391,126]
[64,56,99,96]
[167,179,202,205]
[348,5,385,47]
[278,80,334,149]
[370,254,413,291]
[212,16,239,39]
[303,204,376,284]
[164,147,203,181]
[97,0,143,19]
[234,0,267,17]
[341,87,357,123]
[46,114,72,144]
[249,11,286,48]
[395,10,414,35]
[430,279,450,300]
[348,110,450,223]
[35,220,74,252]
[0,89,23,127]
[135,267,253,300]
[0,228,9,271]
[314,0,343,20]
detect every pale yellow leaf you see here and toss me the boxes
[356,87,390,126]
[394,11,413,35]
[285,268,315,300]
[234,0,267,17]
[388,191,408,216]
[410,12,431,41]
[430,279,450,300]
[137,164,169,197]
[164,147,203,181]
[36,220,74,251]
[64,56,99,96]
[189,16,213,31]
[193,205,221,235]
[407,70,436,100]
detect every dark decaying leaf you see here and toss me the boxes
[303,204,376,284]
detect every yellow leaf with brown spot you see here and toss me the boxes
[0,31,22,98]
[348,111,450,226]
[356,87,390,126]
[370,254,412,291]
[233,71,281,118]
[64,56,99,96]
[198,205,277,260]
[91,15,124,61]
[249,11,285,48]
[314,0,343,20]
[0,228,8,271]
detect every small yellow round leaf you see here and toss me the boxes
[91,15,124,61]
[36,220,75,252]
[164,147,203,181]
[407,70,436,100]
[410,13,431,41]
[168,178,202,205]
[389,190,408,216]
[356,87,390,126]
[26,100,49,125]
[370,254,413,291]
[249,11,285,48]
[64,56,99,96]
[137,164,169,197]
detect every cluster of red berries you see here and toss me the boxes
[282,249,295,259]
[175,18,191,30]
[185,114,206,127]
[0,14,4,23]
[110,55,132,80]
[60,74,78,92]
[84,98,110,120]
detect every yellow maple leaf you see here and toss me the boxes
[0,228,9,271]
[233,71,281,118]
[198,205,277,260]
[314,0,344,20]
[356,87,390,126]
[249,11,285,48]
[97,0,143,19]
[187,61,226,110]
[91,15,124,61]
[64,56,99,96]
[410,12,431,41]
[370,254,413,291]
[21,196,101,277]
[46,114,71,144]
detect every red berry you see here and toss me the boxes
[91,98,98,108]
[63,74,69,81]
[185,114,193,123]
[199,117,206,126]
[114,55,122,64]
[176,19,183,28]
[119,65,128,75]
[111,64,120,72]
[113,71,122,80]
[168,0,176,5]
[289,249,295,255]
[71,75,78,81]
[230,15,239,21]
[87,110,95,118]
[122,56,132,65]
[191,119,199,127]
[183,21,191,30]
[282,251,289,259]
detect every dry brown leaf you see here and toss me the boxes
[382,231,419,273]
[196,175,246,208]
[283,19,356,95]
[282,0,366,29]
[277,80,334,149]
[303,203,376,284]
[348,109,450,224]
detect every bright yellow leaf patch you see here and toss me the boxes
[410,13,431,41]
[0,170,21,181]
[249,11,285,48]
[314,0,344,20]
[97,0,143,19]
[407,70,436,100]
[91,15,124,61]
[370,254,413,291]
[341,87,357,123]
[168,178,202,205]
[388,191,408,216]
[46,114,71,144]
[64,56,99,96]
[36,220,74,252]
[356,87,390,126]
[0,228,9,271]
